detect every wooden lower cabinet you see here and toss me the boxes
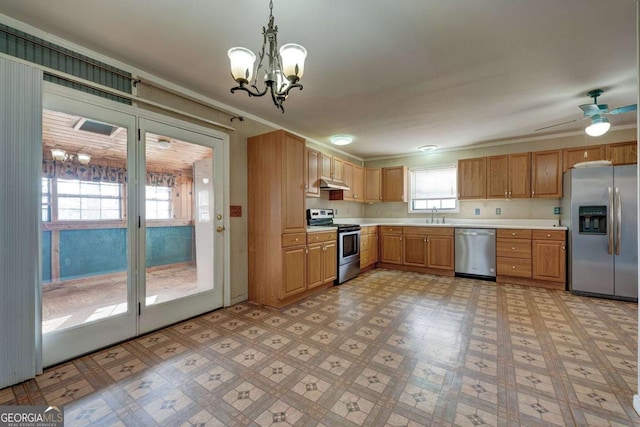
[496,228,566,289]
[281,245,307,298]
[380,226,403,264]
[403,233,428,267]
[379,227,454,273]
[427,233,454,270]
[307,243,324,289]
[360,226,379,269]
[532,230,566,283]
[307,231,337,290]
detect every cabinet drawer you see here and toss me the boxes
[282,232,307,247]
[428,227,454,236]
[402,226,429,236]
[380,226,402,234]
[366,226,378,235]
[497,257,532,278]
[497,239,531,259]
[532,229,565,241]
[307,231,337,244]
[497,229,532,240]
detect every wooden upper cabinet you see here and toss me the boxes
[282,132,306,231]
[332,157,344,182]
[364,168,382,203]
[606,141,637,165]
[320,153,333,180]
[382,166,407,202]
[563,145,606,172]
[458,157,486,199]
[531,149,562,198]
[342,162,354,200]
[305,147,320,198]
[486,155,509,199]
[509,152,531,198]
[352,165,364,202]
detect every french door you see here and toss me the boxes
[41,91,226,366]
[137,119,224,334]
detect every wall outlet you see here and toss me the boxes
[475,208,480,215]
[554,206,561,215]
[334,209,338,216]
[495,208,501,215]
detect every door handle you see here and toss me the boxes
[608,187,613,255]
[216,226,225,233]
[615,187,621,256]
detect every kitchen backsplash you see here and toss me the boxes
[306,193,365,218]
[308,195,560,220]
[363,198,560,220]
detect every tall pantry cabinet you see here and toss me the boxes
[248,130,307,307]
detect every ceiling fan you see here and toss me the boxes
[535,89,637,136]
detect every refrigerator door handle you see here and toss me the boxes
[608,187,613,255]
[615,187,621,256]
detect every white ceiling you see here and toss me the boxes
[0,0,637,159]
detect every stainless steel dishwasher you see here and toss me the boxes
[455,228,496,280]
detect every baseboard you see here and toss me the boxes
[229,293,248,306]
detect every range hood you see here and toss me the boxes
[319,178,350,191]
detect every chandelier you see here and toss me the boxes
[227,0,307,112]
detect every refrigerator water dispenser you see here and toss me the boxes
[578,206,606,234]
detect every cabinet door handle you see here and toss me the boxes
[512,247,516,250]
[512,266,516,270]
[547,233,551,238]
[511,232,516,236]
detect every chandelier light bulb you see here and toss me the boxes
[228,47,256,84]
[279,43,307,81]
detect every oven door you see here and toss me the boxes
[339,230,361,265]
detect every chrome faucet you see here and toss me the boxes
[431,207,437,224]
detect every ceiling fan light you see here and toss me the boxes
[228,47,256,84]
[279,43,307,81]
[585,115,610,137]
[330,135,353,146]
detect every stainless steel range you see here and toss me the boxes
[307,209,361,284]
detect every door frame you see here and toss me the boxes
[137,117,229,333]
[41,83,231,365]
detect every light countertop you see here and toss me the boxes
[331,218,567,231]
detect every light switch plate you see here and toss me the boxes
[475,208,480,215]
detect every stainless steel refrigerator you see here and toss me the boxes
[562,165,638,300]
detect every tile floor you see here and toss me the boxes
[43,264,199,332]
[2,268,639,426]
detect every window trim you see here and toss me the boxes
[407,164,459,214]
[55,178,123,221]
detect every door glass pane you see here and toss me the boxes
[41,109,129,333]
[144,133,214,305]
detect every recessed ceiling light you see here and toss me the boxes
[330,135,353,146]
[157,138,171,149]
[418,145,438,152]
